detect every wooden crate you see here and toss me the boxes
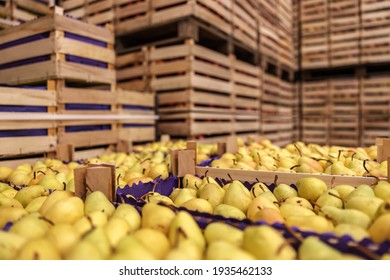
[234,114,260,133]
[362,116,390,146]
[158,112,234,137]
[57,119,117,148]
[232,56,261,115]
[0,86,57,157]
[0,17,19,29]
[0,8,116,87]
[301,117,329,145]
[258,16,280,62]
[117,90,156,143]
[301,80,330,116]
[278,0,295,69]
[362,74,390,116]
[361,0,390,63]
[85,0,114,26]
[278,79,296,117]
[150,40,232,94]
[329,0,360,67]
[150,0,233,35]
[301,33,329,69]
[232,0,258,50]
[116,47,150,92]
[114,0,149,35]
[300,0,328,36]
[59,0,85,20]
[329,116,360,147]
[261,73,280,117]
[329,78,360,117]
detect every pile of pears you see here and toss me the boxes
[1,186,385,260]
[211,140,386,177]
[146,175,390,247]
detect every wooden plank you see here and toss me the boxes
[0,87,56,107]
[0,136,56,156]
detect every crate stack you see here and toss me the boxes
[361,74,390,146]
[278,0,295,70]
[300,0,329,69]
[329,0,360,67]
[0,8,119,155]
[301,80,330,145]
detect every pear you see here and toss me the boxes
[85,191,115,217]
[299,236,360,260]
[46,223,81,257]
[0,197,23,208]
[206,240,256,260]
[73,210,108,236]
[44,196,84,225]
[273,183,298,201]
[243,226,296,260]
[10,214,51,240]
[145,163,169,180]
[298,156,323,172]
[223,180,252,213]
[0,207,28,228]
[198,183,225,208]
[112,203,141,232]
[347,159,366,176]
[104,217,130,248]
[296,177,328,204]
[0,166,13,181]
[25,196,48,213]
[257,191,278,203]
[39,190,73,216]
[39,172,64,191]
[346,184,375,201]
[182,174,203,190]
[133,228,170,259]
[214,203,246,220]
[251,208,285,224]
[173,188,197,206]
[250,182,271,198]
[286,215,334,233]
[1,187,17,198]
[168,211,205,250]
[345,196,384,220]
[0,182,12,192]
[334,223,370,242]
[112,235,156,260]
[368,213,390,243]
[0,231,27,260]
[373,181,390,201]
[14,185,49,207]
[165,239,203,260]
[16,238,61,260]
[319,206,371,229]
[201,176,220,187]
[333,184,355,200]
[8,170,31,186]
[204,222,244,247]
[65,239,104,260]
[127,176,153,186]
[180,198,213,214]
[280,203,316,219]
[83,227,112,259]
[246,196,279,220]
[375,200,390,217]
[281,196,314,210]
[314,189,343,213]
[141,203,175,234]
[330,161,356,176]
[144,193,174,205]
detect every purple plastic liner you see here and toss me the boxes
[1,222,13,232]
[65,124,111,133]
[122,123,153,128]
[0,32,50,50]
[0,55,51,69]
[65,104,111,111]
[198,155,220,167]
[0,105,47,113]
[65,32,107,48]
[122,105,154,111]
[0,129,48,138]
[65,54,108,69]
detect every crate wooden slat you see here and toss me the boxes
[261,73,280,116]
[301,117,329,145]
[158,111,234,137]
[86,0,114,26]
[232,57,262,99]
[301,33,329,69]
[114,0,150,35]
[300,0,328,36]
[116,47,150,92]
[362,75,390,116]
[234,114,260,133]
[150,40,232,94]
[150,0,233,35]
[362,116,390,146]
[60,0,85,20]
[301,80,329,116]
[232,0,258,50]
[117,90,156,143]
[0,86,57,157]
[0,10,116,86]
[259,17,280,62]
[329,78,360,117]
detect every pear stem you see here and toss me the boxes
[36,170,46,176]
[351,153,356,161]
[274,175,279,186]
[290,164,300,170]
[328,192,345,202]
[363,159,370,174]
[227,173,234,182]
[39,216,54,226]
[62,182,66,190]
[294,144,302,157]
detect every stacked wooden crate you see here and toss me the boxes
[329,0,360,67]
[300,0,329,69]
[232,0,258,51]
[329,77,360,147]
[0,0,52,25]
[361,74,390,146]
[0,8,118,151]
[301,80,330,145]
[258,0,279,64]
[361,0,390,63]
[278,0,295,70]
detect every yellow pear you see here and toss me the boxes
[141,203,175,234]
[83,227,112,259]
[0,197,23,208]
[296,177,328,204]
[14,185,49,207]
[73,210,108,236]
[286,215,334,233]
[0,207,28,228]
[16,238,60,260]
[180,198,213,214]
[112,235,156,260]
[10,214,51,240]
[133,228,171,259]
[206,240,256,260]
[334,223,370,242]
[0,231,27,260]
[165,239,203,260]
[65,239,103,260]
[46,223,81,257]
[223,180,252,213]
[112,203,141,232]
[39,190,73,216]
[198,183,225,209]
[104,217,130,248]
[85,191,115,217]
[368,213,390,243]
[214,203,246,220]
[204,222,243,247]
[44,196,84,225]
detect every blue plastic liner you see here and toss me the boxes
[0,55,51,69]
[0,105,47,113]
[122,105,154,111]
[65,125,111,133]
[65,32,107,48]
[0,32,50,50]
[65,104,111,111]
[0,129,48,137]
[122,123,153,128]
[65,54,108,69]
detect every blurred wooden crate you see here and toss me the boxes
[0,86,57,157]
[329,78,360,117]
[116,47,150,92]
[114,0,149,35]
[117,90,156,143]
[278,0,295,69]
[329,116,360,147]
[259,16,280,63]
[362,74,390,116]
[234,114,260,133]
[300,0,328,36]
[301,33,329,69]
[261,73,280,117]
[60,0,86,20]
[301,117,329,145]
[0,9,116,87]
[301,80,330,116]
[232,0,258,50]
[362,116,390,146]
[150,40,232,94]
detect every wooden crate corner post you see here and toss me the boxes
[56,144,75,162]
[117,140,132,154]
[226,135,238,154]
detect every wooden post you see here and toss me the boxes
[170,149,179,176]
[56,144,75,162]
[161,134,170,143]
[117,140,132,154]
[376,138,384,162]
[217,142,227,156]
[186,140,197,164]
[177,149,196,177]
[74,163,116,201]
[226,135,238,153]
[381,139,390,163]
